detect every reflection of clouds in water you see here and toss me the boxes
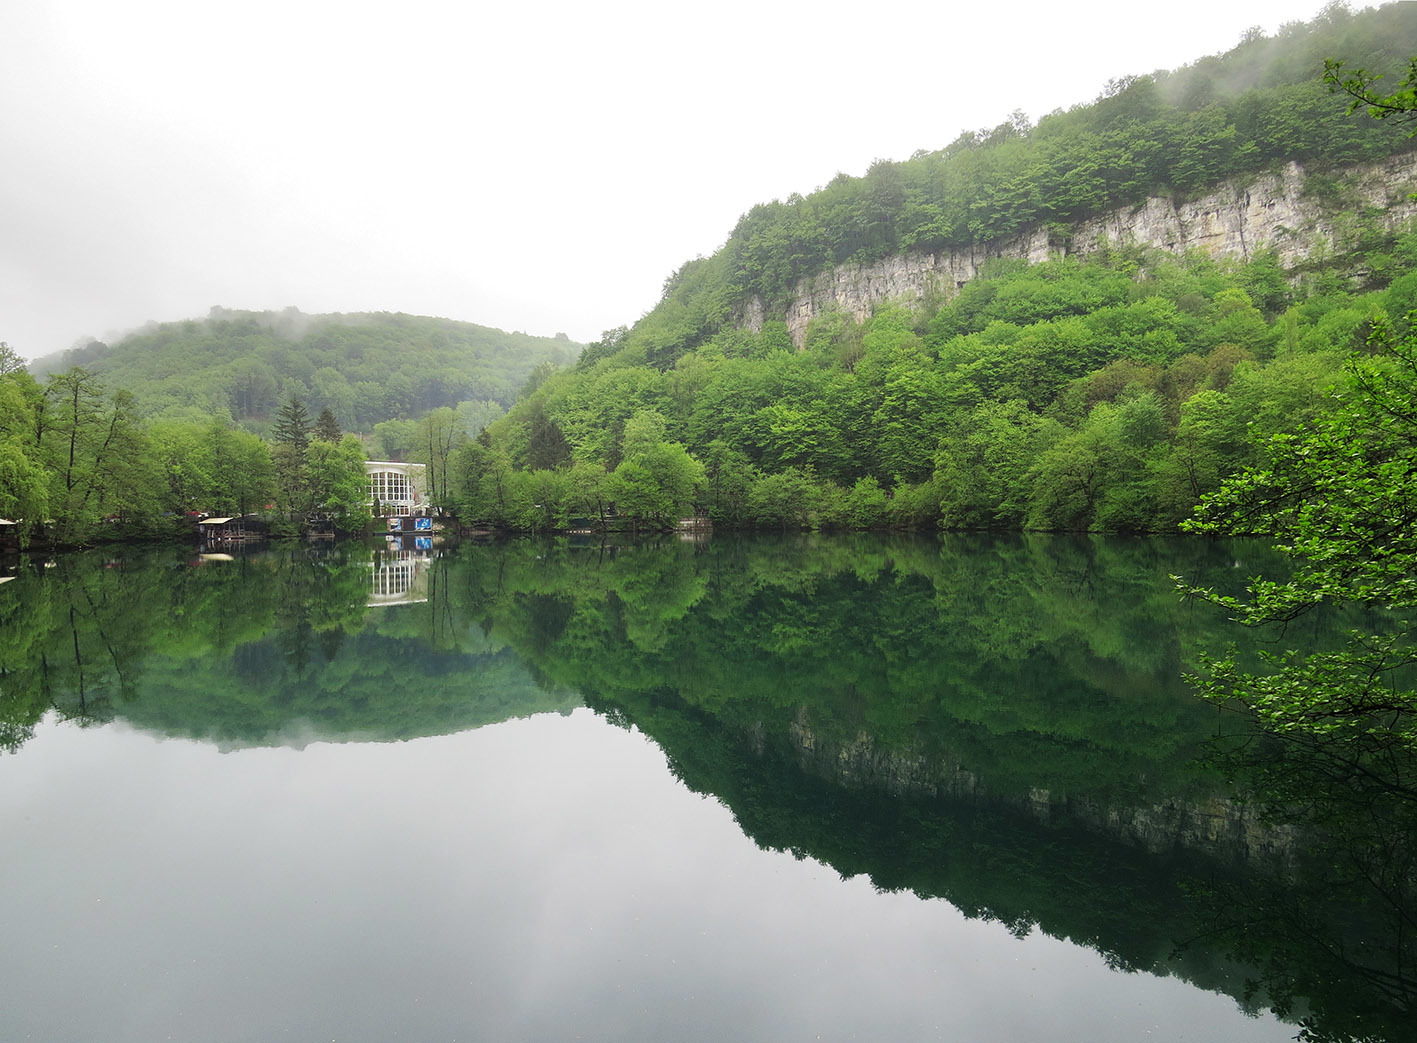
[0,711,1294,1043]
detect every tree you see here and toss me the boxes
[0,366,46,541]
[1181,316,1417,749]
[525,405,572,471]
[373,418,417,460]
[0,341,24,376]
[148,419,218,514]
[39,371,153,541]
[936,400,1063,527]
[0,442,47,544]
[271,396,313,516]
[607,410,705,528]
[412,407,465,508]
[306,435,372,531]
[449,437,514,522]
[207,422,274,516]
[746,468,818,529]
[313,407,341,443]
[270,443,310,516]
[272,396,312,453]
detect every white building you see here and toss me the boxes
[365,461,428,516]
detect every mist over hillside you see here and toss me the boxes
[30,306,580,435]
[451,3,1417,536]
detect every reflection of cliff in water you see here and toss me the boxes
[2,534,1410,1038]
[778,707,1298,870]
[590,682,1412,1043]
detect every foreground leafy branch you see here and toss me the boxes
[1180,316,1417,750]
[1324,56,1417,126]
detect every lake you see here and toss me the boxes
[1,534,1409,1041]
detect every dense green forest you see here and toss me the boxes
[0,359,374,546]
[575,1,1417,372]
[427,3,1417,536]
[461,244,1406,533]
[8,5,1417,542]
[0,308,579,544]
[29,307,579,436]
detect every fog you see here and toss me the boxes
[1,0,1334,360]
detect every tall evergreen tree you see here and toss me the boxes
[313,407,341,443]
[272,396,312,453]
[271,397,312,517]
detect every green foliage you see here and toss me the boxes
[0,369,47,544]
[305,435,372,532]
[30,308,579,432]
[272,395,312,451]
[937,401,1063,527]
[410,407,466,508]
[313,407,341,443]
[1182,315,1417,749]
[745,467,819,529]
[478,243,1395,533]
[1324,52,1417,125]
[605,410,705,528]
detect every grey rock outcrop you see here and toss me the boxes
[742,152,1417,346]
[783,710,1297,872]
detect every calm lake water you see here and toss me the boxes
[0,534,1409,1042]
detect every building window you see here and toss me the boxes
[370,471,412,504]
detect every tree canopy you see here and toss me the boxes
[28,308,578,435]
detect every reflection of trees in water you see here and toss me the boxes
[1180,727,1417,1042]
[0,542,577,748]
[586,680,1413,1043]
[2,534,1410,1038]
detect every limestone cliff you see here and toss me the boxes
[779,709,1298,872]
[740,151,1417,346]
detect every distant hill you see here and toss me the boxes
[31,307,581,433]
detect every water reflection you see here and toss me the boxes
[369,545,433,606]
[0,533,1411,1040]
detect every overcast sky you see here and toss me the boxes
[1,0,1341,360]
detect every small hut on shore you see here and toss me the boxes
[198,515,270,543]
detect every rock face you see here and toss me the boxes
[783,710,1298,871]
[744,152,1417,346]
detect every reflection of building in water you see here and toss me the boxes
[369,550,432,607]
[366,462,428,517]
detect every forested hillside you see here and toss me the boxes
[31,307,579,435]
[9,5,1417,542]
[438,2,1417,534]
[585,2,1417,372]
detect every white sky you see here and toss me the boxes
[1,0,1341,360]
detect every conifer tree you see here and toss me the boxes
[271,396,312,517]
[313,407,341,443]
[272,396,311,453]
